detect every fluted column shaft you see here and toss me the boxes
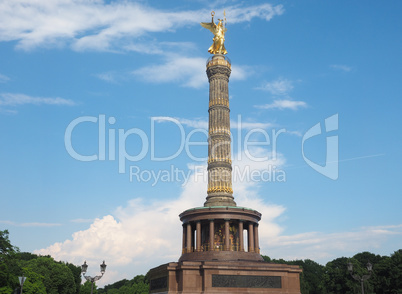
[204,54,236,207]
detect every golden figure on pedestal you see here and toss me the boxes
[201,11,228,55]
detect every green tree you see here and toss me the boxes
[348,251,388,293]
[323,257,356,294]
[19,267,47,294]
[66,262,82,294]
[389,250,402,293]
[0,230,19,292]
[129,275,148,294]
[0,230,18,258]
[262,256,312,294]
[130,281,149,294]
[100,279,129,293]
[0,287,13,294]
[98,275,149,294]
[291,259,325,294]
[81,280,98,294]
[0,263,12,293]
[373,255,392,293]
[354,251,382,265]
[115,284,133,294]
[25,256,76,294]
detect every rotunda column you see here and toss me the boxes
[254,224,260,254]
[186,223,192,253]
[182,225,186,253]
[209,219,214,251]
[248,222,254,252]
[196,221,201,252]
[239,220,244,251]
[224,219,230,251]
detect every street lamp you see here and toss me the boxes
[81,260,107,294]
[18,275,26,294]
[347,260,373,294]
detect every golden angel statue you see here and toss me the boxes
[201,11,227,55]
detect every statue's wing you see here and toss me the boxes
[200,22,216,34]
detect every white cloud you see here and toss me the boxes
[0,73,10,83]
[152,116,273,131]
[254,78,307,111]
[264,225,402,264]
[0,93,76,107]
[0,109,17,115]
[330,64,353,72]
[95,72,118,83]
[0,2,281,89]
[174,117,208,129]
[0,220,61,227]
[232,120,274,130]
[230,64,249,81]
[285,130,303,137]
[34,148,286,286]
[256,78,294,95]
[255,99,307,111]
[152,116,208,131]
[132,56,207,88]
[124,41,196,56]
[228,4,284,23]
[0,1,284,52]
[132,55,250,88]
[70,218,94,224]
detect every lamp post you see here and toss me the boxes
[81,260,107,294]
[18,275,26,294]
[347,260,373,294]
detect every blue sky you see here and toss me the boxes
[1,0,402,286]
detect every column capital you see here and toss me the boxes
[206,66,231,81]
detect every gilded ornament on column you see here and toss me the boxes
[201,11,228,55]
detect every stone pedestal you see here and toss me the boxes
[148,260,302,294]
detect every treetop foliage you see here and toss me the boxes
[0,230,80,294]
[97,274,149,294]
[263,250,402,294]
